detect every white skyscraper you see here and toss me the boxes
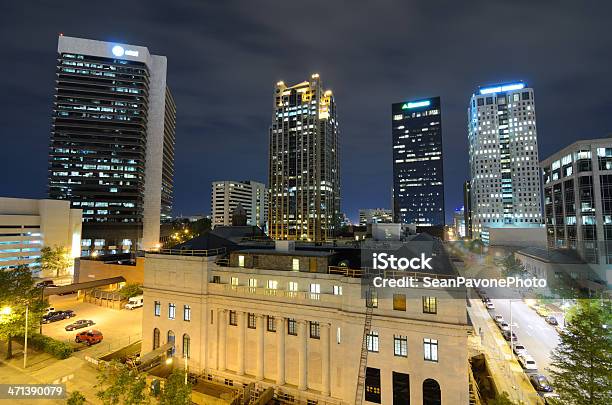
[211,181,267,229]
[468,82,542,239]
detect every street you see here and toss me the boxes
[489,298,560,378]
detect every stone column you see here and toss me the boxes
[277,317,286,385]
[256,315,265,380]
[321,323,330,396]
[238,311,246,375]
[218,309,226,371]
[298,320,308,391]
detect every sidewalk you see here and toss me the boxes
[468,298,543,405]
[0,342,103,404]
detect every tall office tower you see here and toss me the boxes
[392,97,445,228]
[541,138,612,268]
[359,208,393,226]
[48,36,176,255]
[268,74,340,242]
[463,181,473,239]
[211,180,268,229]
[468,82,541,238]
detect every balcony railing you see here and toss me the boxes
[209,283,340,305]
[149,247,226,257]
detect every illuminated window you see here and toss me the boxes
[292,258,300,271]
[238,255,245,267]
[422,296,437,314]
[393,294,406,311]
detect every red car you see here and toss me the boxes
[75,330,103,345]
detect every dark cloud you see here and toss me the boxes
[0,0,611,223]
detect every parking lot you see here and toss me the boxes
[42,293,143,356]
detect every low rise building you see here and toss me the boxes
[359,209,393,226]
[141,239,470,404]
[0,197,81,279]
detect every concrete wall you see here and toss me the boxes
[487,227,547,248]
[75,257,144,284]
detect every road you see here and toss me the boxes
[489,298,560,378]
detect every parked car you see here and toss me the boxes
[518,354,538,370]
[499,322,510,332]
[125,295,144,310]
[62,310,76,318]
[530,374,553,392]
[536,306,551,317]
[42,311,66,324]
[65,320,95,331]
[481,295,489,303]
[44,307,55,315]
[75,330,103,345]
[494,314,504,324]
[36,280,56,288]
[502,330,517,341]
[545,316,558,325]
[513,344,528,357]
[486,302,495,310]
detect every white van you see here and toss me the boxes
[125,295,144,310]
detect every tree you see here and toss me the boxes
[0,266,46,358]
[120,283,143,299]
[159,369,192,405]
[488,391,516,405]
[38,246,73,279]
[96,360,149,405]
[66,391,86,405]
[548,299,612,404]
[499,254,526,277]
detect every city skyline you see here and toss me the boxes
[1,1,611,224]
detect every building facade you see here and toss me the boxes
[268,74,340,242]
[392,97,445,227]
[211,181,267,229]
[0,197,81,279]
[358,209,393,226]
[141,246,470,404]
[462,181,473,239]
[541,138,612,273]
[48,35,176,255]
[468,83,541,238]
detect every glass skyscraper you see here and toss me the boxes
[268,74,340,241]
[392,97,445,228]
[48,35,176,255]
[467,82,541,238]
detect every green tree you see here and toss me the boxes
[66,391,86,405]
[96,360,149,405]
[120,283,143,299]
[499,254,526,277]
[0,266,46,358]
[488,391,516,405]
[159,369,191,405]
[548,299,612,404]
[38,245,73,278]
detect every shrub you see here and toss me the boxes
[15,333,73,359]
[120,283,143,299]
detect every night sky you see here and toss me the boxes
[1,1,611,224]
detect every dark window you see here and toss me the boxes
[365,367,381,403]
[212,275,221,284]
[288,318,297,335]
[153,328,160,350]
[229,310,237,326]
[248,313,256,329]
[422,296,437,314]
[477,98,484,106]
[393,371,410,405]
[521,91,530,100]
[267,316,276,332]
[168,303,175,319]
[423,379,441,405]
[309,321,320,339]
[154,301,160,317]
[182,334,190,358]
[394,335,408,357]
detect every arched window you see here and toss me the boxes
[182,334,190,359]
[153,328,160,350]
[167,330,175,355]
[423,378,441,405]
